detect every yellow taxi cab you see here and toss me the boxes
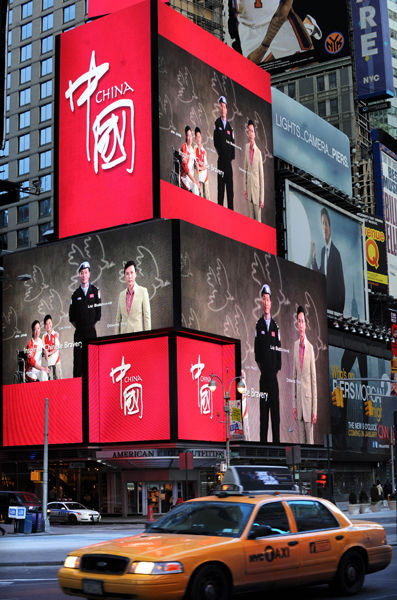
[58,485,392,600]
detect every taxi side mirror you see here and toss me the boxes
[247,524,272,539]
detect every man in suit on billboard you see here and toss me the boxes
[69,261,101,377]
[293,305,317,444]
[254,284,281,444]
[213,95,235,210]
[116,260,151,334]
[244,120,264,222]
[311,206,345,314]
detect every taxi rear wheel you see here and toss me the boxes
[188,564,230,600]
[330,550,365,595]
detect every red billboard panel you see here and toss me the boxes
[177,336,236,441]
[58,1,152,238]
[3,379,82,446]
[89,337,170,443]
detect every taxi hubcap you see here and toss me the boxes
[203,582,217,600]
[346,564,357,583]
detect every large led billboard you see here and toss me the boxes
[285,180,368,320]
[272,87,352,197]
[373,141,397,297]
[57,1,153,238]
[225,1,350,74]
[158,2,277,253]
[3,379,82,446]
[177,336,237,442]
[89,336,171,443]
[329,345,394,454]
[1,220,173,384]
[180,221,330,445]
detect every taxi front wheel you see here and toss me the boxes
[329,550,365,595]
[188,564,230,600]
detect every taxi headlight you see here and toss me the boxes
[64,556,81,569]
[128,561,183,575]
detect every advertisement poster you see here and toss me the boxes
[272,87,352,196]
[158,35,275,228]
[285,180,368,320]
[329,345,394,453]
[1,220,173,384]
[225,1,350,73]
[373,141,397,297]
[180,221,330,445]
[364,214,388,291]
[58,2,153,238]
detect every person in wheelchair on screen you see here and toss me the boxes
[25,320,49,382]
[180,125,199,195]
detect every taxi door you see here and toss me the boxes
[243,500,301,587]
[286,499,342,584]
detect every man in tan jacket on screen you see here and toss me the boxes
[116,260,151,334]
[244,120,264,222]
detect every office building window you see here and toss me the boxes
[0,209,8,228]
[64,4,76,23]
[317,75,325,92]
[0,232,7,251]
[19,88,31,106]
[22,1,33,19]
[43,0,54,9]
[5,118,9,135]
[41,57,52,76]
[6,96,10,111]
[40,150,51,169]
[20,44,32,62]
[6,73,10,89]
[41,174,51,192]
[39,222,52,242]
[42,13,53,32]
[329,72,337,89]
[18,203,29,224]
[287,82,296,98]
[318,100,326,117]
[39,197,51,218]
[0,164,9,179]
[40,80,52,99]
[18,156,30,175]
[19,133,30,152]
[41,35,53,54]
[40,103,52,122]
[330,97,339,115]
[40,126,52,146]
[0,141,9,157]
[7,51,11,68]
[8,8,12,25]
[17,228,29,248]
[20,65,31,84]
[19,110,30,129]
[21,21,32,40]
[8,30,12,45]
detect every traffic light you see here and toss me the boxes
[331,387,344,408]
[364,399,373,416]
[316,471,327,489]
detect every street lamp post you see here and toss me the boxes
[208,373,246,468]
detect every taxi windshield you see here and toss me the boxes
[147,501,253,538]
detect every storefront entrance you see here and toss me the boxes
[126,481,183,515]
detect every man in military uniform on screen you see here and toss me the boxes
[254,284,281,444]
[69,261,101,377]
[213,95,235,210]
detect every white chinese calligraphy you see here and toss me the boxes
[110,356,143,418]
[65,50,135,175]
[190,355,213,419]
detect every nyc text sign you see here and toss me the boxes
[351,0,394,101]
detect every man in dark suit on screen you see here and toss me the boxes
[311,207,345,314]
